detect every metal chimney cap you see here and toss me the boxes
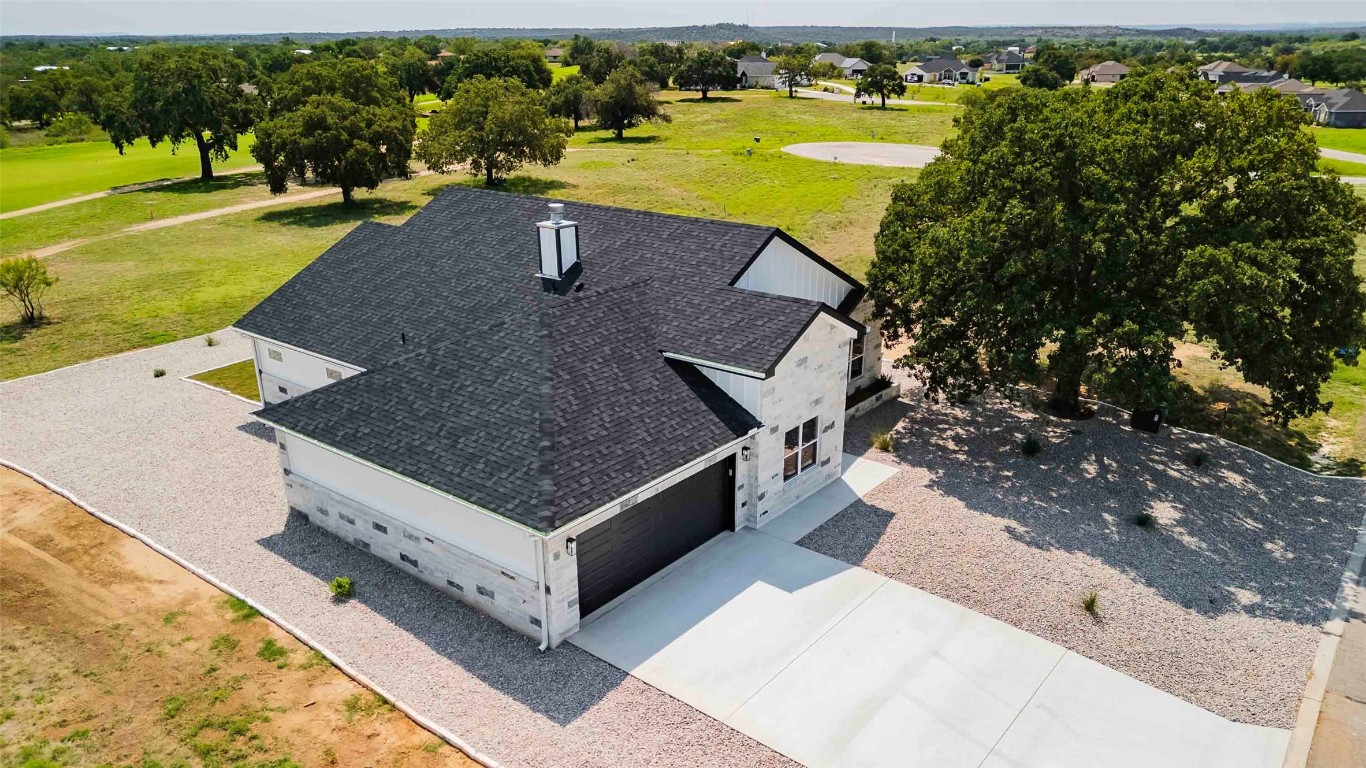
[547,202,565,223]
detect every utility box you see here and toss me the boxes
[1131,406,1166,434]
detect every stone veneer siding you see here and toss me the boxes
[743,314,853,527]
[846,299,885,397]
[282,470,549,643]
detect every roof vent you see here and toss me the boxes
[536,203,581,294]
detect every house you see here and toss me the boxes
[904,57,978,85]
[1025,44,1038,57]
[987,50,1028,74]
[545,47,563,63]
[1197,60,1253,83]
[1307,88,1366,128]
[736,53,777,89]
[1079,61,1130,84]
[234,188,891,648]
[812,52,870,79]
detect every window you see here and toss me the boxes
[400,553,419,569]
[372,522,388,535]
[267,348,283,362]
[353,538,370,551]
[849,334,866,380]
[402,530,420,543]
[339,513,356,525]
[783,418,819,481]
[326,367,343,381]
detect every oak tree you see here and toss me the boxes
[417,76,570,185]
[590,67,671,139]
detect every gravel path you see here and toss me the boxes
[810,369,1365,729]
[0,334,792,768]
[782,142,941,168]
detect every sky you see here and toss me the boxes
[2,0,1362,37]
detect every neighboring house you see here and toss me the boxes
[904,57,978,85]
[545,47,563,63]
[1211,69,1288,91]
[1079,61,1131,84]
[234,189,891,648]
[1025,44,1038,57]
[812,52,870,79]
[736,54,777,89]
[1197,60,1253,83]
[1216,76,1323,105]
[1308,88,1366,128]
[987,50,1028,73]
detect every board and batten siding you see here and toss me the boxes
[734,237,856,309]
[696,366,763,418]
[249,336,363,404]
[280,433,538,579]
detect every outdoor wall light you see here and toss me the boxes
[741,446,752,462]
[565,537,576,556]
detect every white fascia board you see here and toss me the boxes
[660,351,767,379]
[263,421,549,538]
[232,327,366,373]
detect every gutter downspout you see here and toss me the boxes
[534,536,550,651]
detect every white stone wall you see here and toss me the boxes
[746,314,855,527]
[245,334,362,405]
[846,299,885,397]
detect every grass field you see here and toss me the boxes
[551,63,581,82]
[0,135,258,213]
[1311,126,1366,155]
[189,358,260,401]
[1320,157,1366,177]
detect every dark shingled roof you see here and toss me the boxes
[239,187,860,531]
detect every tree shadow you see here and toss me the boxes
[1163,379,1324,473]
[830,384,1363,629]
[0,318,47,344]
[585,134,662,145]
[137,171,268,196]
[256,514,630,725]
[674,95,742,104]
[423,177,573,198]
[256,197,418,228]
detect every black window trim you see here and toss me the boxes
[783,417,820,482]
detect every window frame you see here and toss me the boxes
[782,417,820,482]
[849,333,866,380]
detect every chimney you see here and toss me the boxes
[536,203,580,294]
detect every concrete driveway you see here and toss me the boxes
[571,528,1290,768]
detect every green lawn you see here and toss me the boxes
[551,64,580,83]
[1320,157,1366,177]
[1311,126,1366,155]
[0,135,258,213]
[190,358,260,401]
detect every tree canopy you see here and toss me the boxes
[251,59,414,204]
[546,73,593,130]
[417,76,570,185]
[439,43,552,97]
[1020,67,1066,90]
[855,64,906,107]
[590,67,670,138]
[868,72,1366,420]
[675,49,736,100]
[773,55,812,98]
[103,46,257,180]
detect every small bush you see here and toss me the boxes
[1188,451,1209,468]
[205,335,218,347]
[329,576,354,600]
[0,255,59,325]
[871,430,893,452]
[1133,512,1156,528]
[256,637,289,664]
[44,113,102,144]
[153,368,166,378]
[1081,590,1100,614]
[1020,434,1042,457]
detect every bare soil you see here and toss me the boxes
[0,467,479,768]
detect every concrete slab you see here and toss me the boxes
[568,529,887,720]
[759,453,899,543]
[983,652,1290,768]
[726,579,1066,768]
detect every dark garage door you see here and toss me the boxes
[575,456,735,617]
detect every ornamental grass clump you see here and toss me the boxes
[872,431,894,452]
[1081,590,1100,614]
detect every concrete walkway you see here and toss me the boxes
[1321,148,1366,165]
[1305,533,1366,768]
[782,142,941,168]
[572,526,1290,768]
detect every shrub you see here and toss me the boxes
[329,576,355,600]
[153,368,167,378]
[205,335,218,347]
[1133,512,1156,528]
[0,255,58,325]
[1188,451,1209,468]
[44,113,102,144]
[1020,434,1042,457]
[1081,590,1100,614]
[871,431,894,452]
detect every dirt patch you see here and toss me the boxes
[0,467,478,767]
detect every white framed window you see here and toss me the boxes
[849,334,866,380]
[783,417,819,482]
[267,348,283,362]
[372,522,388,535]
[326,367,343,381]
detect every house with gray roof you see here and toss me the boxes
[234,188,890,647]
[1197,60,1254,82]
[736,53,777,89]
[1079,60,1131,84]
[985,50,1027,74]
[1307,88,1366,128]
[812,52,870,79]
[905,56,979,85]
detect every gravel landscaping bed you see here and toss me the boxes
[0,333,792,768]
[811,372,1366,729]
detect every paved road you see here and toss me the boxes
[783,142,941,168]
[1321,148,1366,165]
[0,164,264,221]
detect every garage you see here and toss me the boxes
[575,456,736,617]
